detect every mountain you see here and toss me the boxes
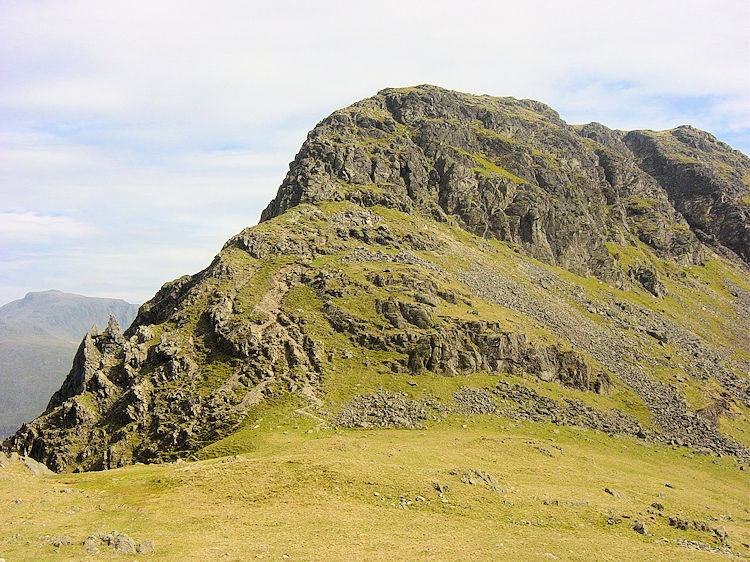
[5,85,749,475]
[0,290,138,438]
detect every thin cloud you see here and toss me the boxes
[0,0,748,306]
[0,211,93,243]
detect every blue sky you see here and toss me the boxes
[1,0,748,306]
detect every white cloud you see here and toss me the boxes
[0,0,748,306]
[0,212,93,243]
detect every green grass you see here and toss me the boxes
[470,119,520,145]
[227,255,299,321]
[195,355,237,397]
[624,197,660,213]
[450,146,528,183]
[3,172,750,558]
[2,420,747,560]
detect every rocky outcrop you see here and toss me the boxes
[0,292,138,440]
[261,86,737,277]
[332,300,609,393]
[624,126,750,265]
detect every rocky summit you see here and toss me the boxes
[5,85,750,473]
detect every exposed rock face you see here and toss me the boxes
[624,126,750,264]
[5,85,750,471]
[262,86,734,276]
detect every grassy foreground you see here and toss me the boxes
[1,415,748,561]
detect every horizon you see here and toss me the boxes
[0,288,140,307]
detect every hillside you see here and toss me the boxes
[1,422,747,559]
[7,84,749,471]
[2,83,750,559]
[0,291,138,437]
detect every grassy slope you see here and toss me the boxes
[4,201,748,559]
[132,200,749,455]
[1,417,747,560]
[251,202,748,443]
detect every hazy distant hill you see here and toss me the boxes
[0,290,138,437]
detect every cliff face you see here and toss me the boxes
[262,86,745,274]
[623,126,750,264]
[6,86,750,472]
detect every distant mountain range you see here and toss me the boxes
[0,290,138,438]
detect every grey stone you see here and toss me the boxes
[136,540,156,554]
[51,536,71,547]
[603,487,627,500]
